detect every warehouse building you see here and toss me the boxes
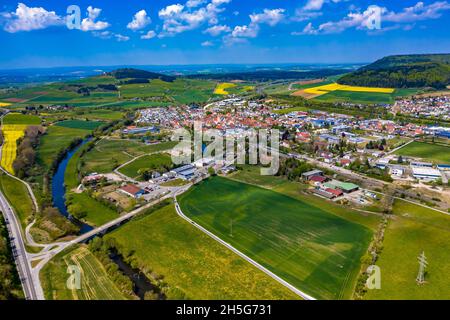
[411,167,442,181]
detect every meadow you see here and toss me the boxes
[105,203,299,300]
[55,119,105,130]
[365,200,450,300]
[64,143,119,227]
[178,176,373,300]
[41,245,126,300]
[395,141,450,164]
[120,79,216,105]
[0,172,34,228]
[37,125,91,169]
[118,153,172,180]
[82,139,177,174]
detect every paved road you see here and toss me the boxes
[0,189,43,299]
[173,194,316,300]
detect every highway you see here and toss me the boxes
[0,189,41,299]
[173,194,316,301]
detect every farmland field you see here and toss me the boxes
[82,139,177,174]
[214,83,237,95]
[105,203,299,300]
[0,172,34,228]
[55,119,104,130]
[2,113,41,125]
[37,125,91,169]
[118,153,172,180]
[120,79,215,104]
[290,81,418,104]
[395,141,450,164]
[178,176,373,300]
[365,200,450,300]
[41,245,126,300]
[1,113,41,174]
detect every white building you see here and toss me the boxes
[411,167,442,181]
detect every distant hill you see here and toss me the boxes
[187,69,346,82]
[108,68,176,83]
[338,54,450,89]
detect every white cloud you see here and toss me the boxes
[225,8,284,44]
[384,1,450,23]
[204,24,230,36]
[304,0,325,11]
[127,10,151,31]
[292,1,450,35]
[201,40,214,46]
[3,3,64,33]
[250,8,285,26]
[93,30,129,42]
[303,0,347,11]
[81,6,109,31]
[231,24,259,38]
[158,0,231,37]
[187,0,206,8]
[115,34,130,42]
[141,30,156,39]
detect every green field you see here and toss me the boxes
[0,172,34,228]
[0,77,120,108]
[50,109,124,121]
[230,166,381,230]
[120,78,216,105]
[82,139,177,174]
[65,192,119,227]
[41,245,127,300]
[37,126,91,169]
[2,113,41,125]
[118,153,172,180]
[395,141,450,164]
[55,119,104,130]
[365,200,450,300]
[105,203,298,300]
[178,176,373,300]
[65,142,119,227]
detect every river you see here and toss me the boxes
[51,139,94,234]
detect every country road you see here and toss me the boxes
[173,194,316,301]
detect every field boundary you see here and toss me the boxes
[173,194,316,300]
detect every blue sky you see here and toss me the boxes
[0,0,449,68]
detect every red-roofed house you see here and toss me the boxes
[119,184,145,198]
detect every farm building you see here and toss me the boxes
[324,181,359,193]
[312,189,336,200]
[309,175,328,186]
[411,167,442,181]
[325,188,344,198]
[119,184,145,198]
[389,166,405,178]
[302,170,324,181]
[437,164,450,171]
[410,161,433,168]
[170,164,196,180]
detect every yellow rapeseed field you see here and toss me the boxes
[214,83,237,95]
[1,124,27,174]
[0,102,11,107]
[304,83,394,96]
